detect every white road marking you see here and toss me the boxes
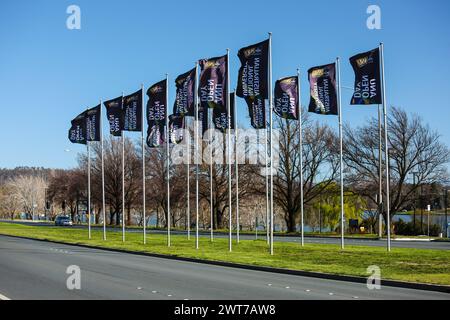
[0,293,11,300]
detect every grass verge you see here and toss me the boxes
[0,222,449,286]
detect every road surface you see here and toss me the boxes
[2,220,450,250]
[0,235,448,300]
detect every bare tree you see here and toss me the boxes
[9,175,48,218]
[343,107,450,228]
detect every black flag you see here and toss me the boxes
[236,39,269,99]
[123,89,143,131]
[146,121,165,148]
[174,68,195,116]
[68,111,87,145]
[104,96,123,136]
[147,79,167,125]
[213,92,235,133]
[147,80,167,148]
[169,114,185,144]
[86,105,101,142]
[308,64,338,115]
[198,55,227,110]
[274,76,299,120]
[349,48,382,105]
[246,96,266,129]
[198,104,208,138]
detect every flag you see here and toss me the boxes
[146,121,165,148]
[236,39,269,99]
[68,111,87,145]
[246,96,266,129]
[174,68,195,116]
[147,79,167,125]
[308,63,338,115]
[104,96,123,136]
[198,55,227,110]
[198,104,208,138]
[169,114,185,144]
[123,89,143,131]
[274,76,299,120]
[213,92,235,132]
[349,48,382,105]
[86,105,101,142]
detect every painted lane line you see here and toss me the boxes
[0,293,11,300]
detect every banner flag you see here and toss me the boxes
[274,76,299,120]
[169,114,185,144]
[198,55,227,110]
[146,121,165,148]
[246,96,266,129]
[147,79,167,125]
[104,96,123,136]
[213,92,235,132]
[236,39,269,99]
[198,104,208,138]
[174,68,195,116]
[86,105,101,142]
[122,89,143,131]
[308,63,338,115]
[349,48,382,105]
[68,111,87,145]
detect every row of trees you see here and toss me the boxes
[1,107,449,234]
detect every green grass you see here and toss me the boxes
[0,222,449,286]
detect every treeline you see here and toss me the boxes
[1,107,449,234]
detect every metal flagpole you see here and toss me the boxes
[100,99,106,240]
[166,74,171,247]
[378,104,383,237]
[336,58,344,250]
[141,84,146,244]
[234,91,240,243]
[380,42,391,252]
[209,107,214,242]
[187,117,191,240]
[227,49,232,252]
[87,140,91,239]
[194,62,200,250]
[122,92,125,242]
[297,69,304,247]
[265,126,269,245]
[268,32,274,255]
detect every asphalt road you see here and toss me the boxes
[3,219,450,250]
[0,235,448,300]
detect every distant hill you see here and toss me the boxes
[0,167,57,184]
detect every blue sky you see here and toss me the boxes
[1,0,449,169]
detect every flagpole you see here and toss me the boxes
[187,117,191,240]
[100,99,106,241]
[166,74,171,247]
[265,126,269,245]
[194,62,200,250]
[297,69,304,247]
[227,48,232,252]
[87,140,91,240]
[380,42,391,252]
[121,92,125,242]
[141,84,146,244]
[378,104,383,237]
[234,91,240,243]
[209,108,214,242]
[336,57,345,250]
[268,32,274,255]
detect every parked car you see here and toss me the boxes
[55,216,73,226]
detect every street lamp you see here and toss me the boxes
[411,171,419,230]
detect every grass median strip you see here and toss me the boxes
[0,222,449,286]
